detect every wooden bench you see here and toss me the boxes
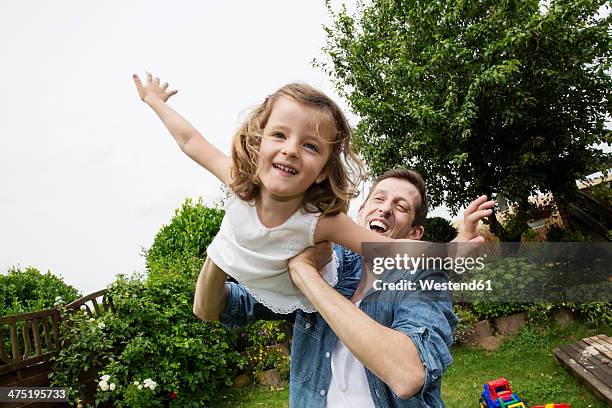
[0,290,114,407]
[554,334,612,404]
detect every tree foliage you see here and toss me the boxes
[321,0,611,240]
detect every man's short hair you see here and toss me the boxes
[365,168,428,228]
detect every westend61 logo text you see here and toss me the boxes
[372,254,487,275]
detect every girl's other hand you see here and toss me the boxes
[132,71,178,104]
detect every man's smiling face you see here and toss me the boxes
[357,177,424,240]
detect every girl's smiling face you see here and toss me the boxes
[257,96,335,202]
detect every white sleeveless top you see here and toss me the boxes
[206,195,338,314]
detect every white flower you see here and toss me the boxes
[97,322,106,329]
[109,383,116,391]
[89,318,95,322]
[100,374,110,382]
[99,380,109,391]
[55,296,63,301]
[133,381,140,386]
[137,385,143,390]
[143,378,157,390]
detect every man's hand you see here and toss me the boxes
[288,241,333,280]
[133,71,178,105]
[453,194,495,243]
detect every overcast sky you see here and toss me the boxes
[1,2,608,296]
[0,1,371,294]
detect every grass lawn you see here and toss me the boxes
[212,385,289,407]
[443,322,612,407]
[215,321,611,407]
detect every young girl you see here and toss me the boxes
[133,72,481,313]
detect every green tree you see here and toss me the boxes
[321,0,611,240]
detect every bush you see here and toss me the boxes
[239,320,290,379]
[50,198,245,407]
[144,197,224,272]
[456,248,610,326]
[452,304,478,343]
[422,217,458,243]
[49,302,115,404]
[104,273,242,407]
[546,225,592,242]
[0,266,80,316]
[569,302,612,326]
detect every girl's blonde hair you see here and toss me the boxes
[230,82,365,216]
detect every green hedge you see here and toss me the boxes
[423,217,458,243]
[0,266,80,317]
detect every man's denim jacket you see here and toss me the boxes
[220,245,457,407]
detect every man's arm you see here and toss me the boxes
[133,72,232,186]
[289,260,426,399]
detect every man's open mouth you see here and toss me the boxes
[369,220,389,233]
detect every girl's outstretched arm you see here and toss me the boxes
[133,72,232,186]
[316,198,492,254]
[315,213,410,254]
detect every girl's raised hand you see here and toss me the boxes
[132,71,178,104]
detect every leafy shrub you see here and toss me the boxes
[144,197,224,272]
[0,266,80,316]
[457,249,610,326]
[239,320,289,378]
[569,302,612,326]
[99,272,242,407]
[524,302,556,324]
[546,225,592,242]
[49,303,115,404]
[472,301,528,320]
[422,217,458,243]
[452,304,478,343]
[464,256,538,319]
[50,198,244,406]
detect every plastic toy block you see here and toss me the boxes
[498,395,520,407]
[532,405,570,408]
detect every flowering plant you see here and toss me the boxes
[240,320,290,376]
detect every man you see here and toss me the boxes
[193,168,492,407]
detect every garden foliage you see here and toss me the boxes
[51,198,246,407]
[0,266,80,316]
[422,217,458,242]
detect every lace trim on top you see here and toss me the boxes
[240,250,340,314]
